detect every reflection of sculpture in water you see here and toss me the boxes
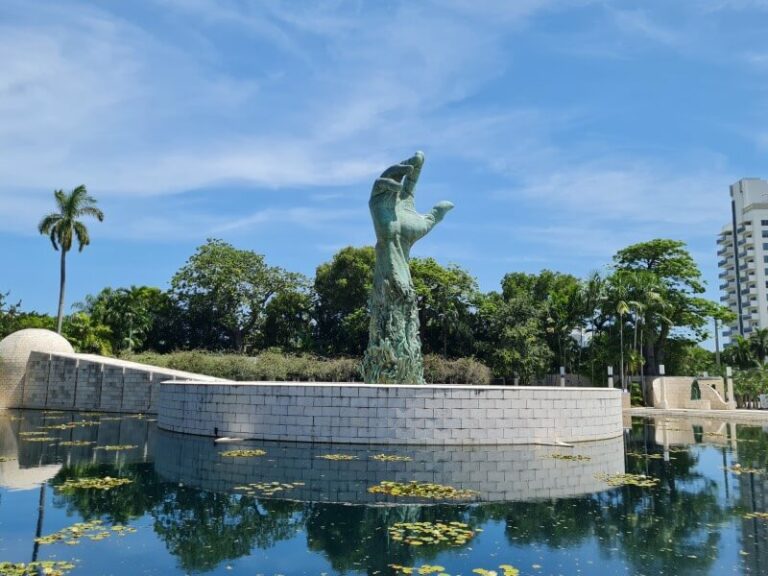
[361,152,454,384]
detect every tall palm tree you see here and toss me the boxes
[38,186,104,333]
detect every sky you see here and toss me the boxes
[2,0,768,326]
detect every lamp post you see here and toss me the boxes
[607,366,614,388]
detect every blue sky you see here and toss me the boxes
[2,0,768,320]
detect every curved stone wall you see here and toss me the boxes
[154,429,625,504]
[158,382,622,445]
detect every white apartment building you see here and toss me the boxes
[718,178,768,341]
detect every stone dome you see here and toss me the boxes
[0,329,74,409]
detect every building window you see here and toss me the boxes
[762,220,768,226]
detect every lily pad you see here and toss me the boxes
[550,453,591,461]
[0,561,75,576]
[35,519,136,546]
[725,464,764,475]
[233,481,304,497]
[58,476,134,492]
[0,457,15,463]
[317,454,358,461]
[220,449,266,457]
[368,480,478,500]
[94,445,138,451]
[389,564,447,575]
[389,521,475,547]
[60,441,95,447]
[371,454,413,462]
[744,511,768,520]
[595,473,660,488]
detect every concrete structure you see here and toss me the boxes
[0,329,74,409]
[718,178,768,340]
[158,381,623,445]
[155,430,625,504]
[13,351,229,413]
[651,376,734,410]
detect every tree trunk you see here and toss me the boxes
[56,249,67,334]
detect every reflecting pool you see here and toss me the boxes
[0,410,766,575]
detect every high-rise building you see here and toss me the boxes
[718,178,768,341]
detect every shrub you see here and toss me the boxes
[124,350,491,384]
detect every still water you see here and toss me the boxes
[0,410,765,576]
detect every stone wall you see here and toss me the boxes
[159,381,623,445]
[154,429,625,503]
[15,351,230,414]
[651,376,732,410]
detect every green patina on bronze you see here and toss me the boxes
[362,152,453,384]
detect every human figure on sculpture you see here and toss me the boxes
[362,151,454,384]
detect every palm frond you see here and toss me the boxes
[78,206,105,221]
[73,221,91,252]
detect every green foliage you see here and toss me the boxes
[62,312,113,355]
[0,291,21,338]
[313,246,375,356]
[613,239,727,374]
[411,257,478,358]
[262,288,314,352]
[38,185,104,333]
[171,239,305,352]
[733,367,768,407]
[422,354,492,385]
[473,292,552,384]
[77,285,175,353]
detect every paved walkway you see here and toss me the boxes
[627,406,768,423]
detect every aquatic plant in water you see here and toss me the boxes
[595,473,660,488]
[94,445,138,451]
[368,481,478,500]
[317,454,358,460]
[371,453,412,462]
[388,521,476,546]
[219,449,266,457]
[233,481,305,497]
[58,476,133,492]
[59,441,95,447]
[388,564,518,576]
[549,453,591,461]
[0,457,15,463]
[35,519,136,545]
[0,561,76,576]
[725,464,764,475]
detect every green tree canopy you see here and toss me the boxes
[313,246,375,356]
[171,239,304,352]
[38,185,104,333]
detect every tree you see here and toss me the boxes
[722,335,756,370]
[0,291,21,338]
[76,286,177,353]
[262,287,314,352]
[410,257,477,358]
[473,291,552,384]
[61,312,113,355]
[613,239,724,375]
[750,328,768,364]
[499,270,584,374]
[38,185,104,334]
[171,239,304,353]
[313,246,375,356]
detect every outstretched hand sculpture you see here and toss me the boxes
[361,152,454,384]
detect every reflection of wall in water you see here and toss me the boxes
[652,418,736,448]
[154,430,625,504]
[739,471,768,576]
[0,410,156,490]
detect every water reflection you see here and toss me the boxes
[1,410,768,576]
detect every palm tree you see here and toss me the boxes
[750,328,768,365]
[38,186,104,333]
